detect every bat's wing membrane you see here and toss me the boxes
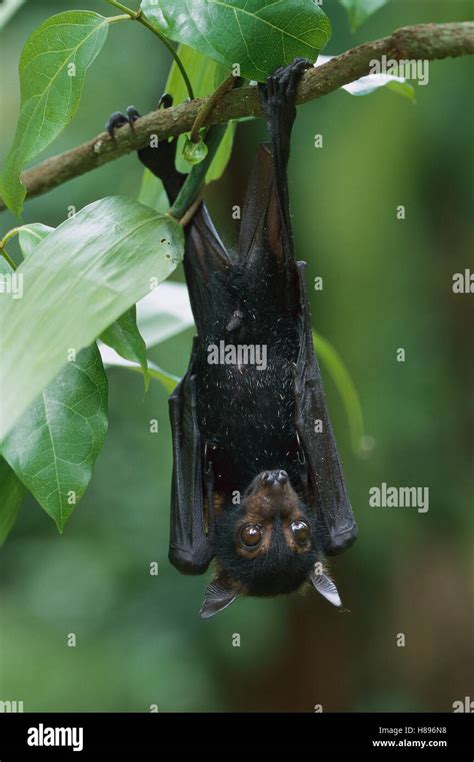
[294,262,358,555]
[239,143,285,266]
[168,342,213,574]
[183,206,232,336]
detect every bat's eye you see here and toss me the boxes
[291,520,310,545]
[240,524,262,548]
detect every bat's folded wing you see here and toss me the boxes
[294,262,358,556]
[168,352,213,575]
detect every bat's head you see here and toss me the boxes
[200,469,341,618]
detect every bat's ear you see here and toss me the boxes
[199,576,240,619]
[309,566,342,608]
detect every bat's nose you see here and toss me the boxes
[261,470,288,487]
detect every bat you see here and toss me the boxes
[107,59,357,618]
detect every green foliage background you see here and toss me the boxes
[0,0,472,711]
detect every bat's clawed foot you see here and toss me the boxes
[106,106,140,139]
[261,58,311,105]
[270,58,311,99]
[259,58,311,135]
[105,94,173,140]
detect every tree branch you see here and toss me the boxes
[1,22,472,214]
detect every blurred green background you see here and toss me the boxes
[0,0,472,712]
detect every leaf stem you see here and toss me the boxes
[0,227,20,247]
[107,14,133,24]
[0,246,17,271]
[190,73,237,143]
[0,227,20,268]
[105,0,194,100]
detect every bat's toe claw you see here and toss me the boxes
[126,105,140,124]
[158,92,173,109]
[106,107,141,139]
[287,58,312,92]
[106,111,128,139]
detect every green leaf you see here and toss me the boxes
[18,223,55,258]
[141,0,331,82]
[2,344,108,533]
[313,331,366,456]
[338,0,388,31]
[0,11,109,217]
[146,363,179,393]
[100,307,150,390]
[205,120,236,183]
[166,43,222,104]
[0,196,184,440]
[0,457,25,545]
[100,280,193,392]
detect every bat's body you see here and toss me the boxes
[193,231,299,491]
[108,60,357,617]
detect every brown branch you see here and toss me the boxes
[1,22,472,214]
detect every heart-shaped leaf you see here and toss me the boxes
[141,0,331,82]
[0,196,184,440]
[2,344,108,532]
[0,11,109,216]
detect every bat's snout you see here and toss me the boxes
[261,470,288,487]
